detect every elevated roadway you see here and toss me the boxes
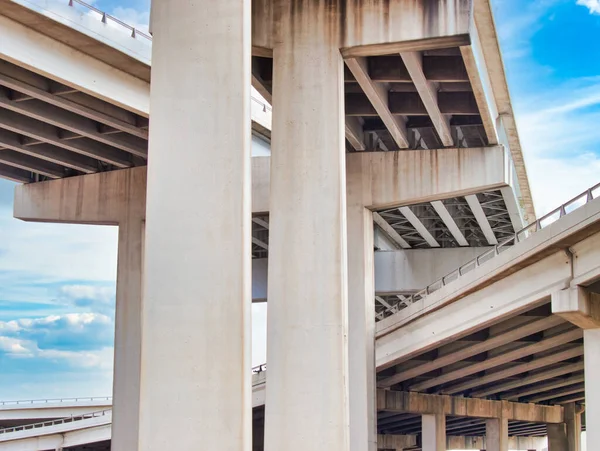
[3,183,599,449]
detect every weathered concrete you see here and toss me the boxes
[111,171,145,451]
[13,166,145,451]
[422,414,445,451]
[252,0,471,56]
[347,160,376,451]
[13,145,510,221]
[486,418,509,451]
[564,403,582,451]
[139,1,251,450]
[553,286,600,329]
[377,390,563,424]
[264,2,349,450]
[548,423,568,451]
[446,435,546,450]
[584,328,600,449]
[346,146,509,211]
[377,434,417,450]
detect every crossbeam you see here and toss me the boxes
[377,390,563,423]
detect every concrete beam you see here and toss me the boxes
[348,146,509,210]
[252,0,471,57]
[377,434,417,450]
[14,146,510,223]
[376,390,563,423]
[0,14,149,116]
[345,57,409,149]
[400,51,453,147]
[552,287,600,329]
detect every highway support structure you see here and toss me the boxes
[1,0,577,450]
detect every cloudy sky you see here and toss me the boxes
[1,0,600,402]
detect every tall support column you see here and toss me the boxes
[564,403,582,451]
[112,214,144,451]
[486,418,509,451]
[264,1,349,451]
[422,414,445,451]
[547,424,568,451]
[139,1,251,450]
[585,328,600,449]
[347,197,376,450]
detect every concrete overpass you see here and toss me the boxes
[3,184,600,450]
[0,0,594,451]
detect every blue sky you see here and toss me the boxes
[1,0,600,401]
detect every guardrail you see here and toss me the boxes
[68,0,151,41]
[0,409,111,435]
[389,182,600,312]
[252,364,266,374]
[0,396,112,407]
[67,0,273,117]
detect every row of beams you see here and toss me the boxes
[504,373,585,401]
[345,91,479,116]
[377,390,563,423]
[0,161,32,182]
[472,362,585,398]
[400,52,453,146]
[410,328,583,392]
[525,383,585,403]
[0,149,66,178]
[378,315,563,388]
[442,345,584,395]
[0,67,148,139]
[0,128,98,173]
[0,108,132,168]
[0,88,148,157]
[345,58,409,149]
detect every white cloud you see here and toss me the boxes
[577,0,600,14]
[512,77,600,215]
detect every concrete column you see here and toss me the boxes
[111,216,144,451]
[585,328,600,449]
[564,403,582,451]
[547,423,568,451]
[486,418,509,451]
[347,202,376,451]
[264,2,349,451]
[422,414,445,451]
[139,1,251,450]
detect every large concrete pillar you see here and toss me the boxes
[584,328,600,449]
[264,1,349,451]
[564,403,582,451]
[139,1,252,449]
[422,414,445,451]
[111,215,144,451]
[486,418,509,451]
[347,200,376,450]
[547,423,568,451]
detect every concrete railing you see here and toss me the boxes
[0,396,111,407]
[395,182,600,311]
[0,409,111,435]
